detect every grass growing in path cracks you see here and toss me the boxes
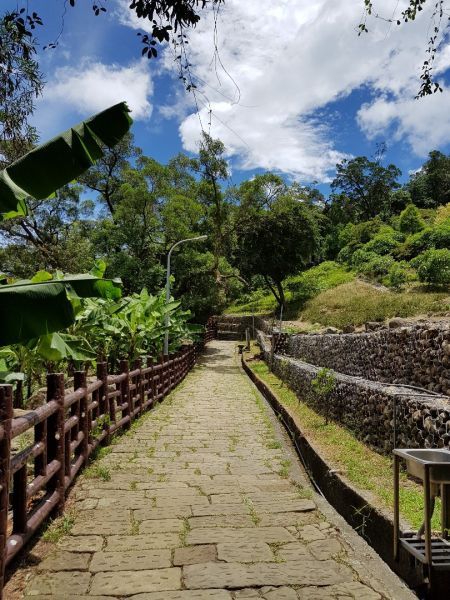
[269,542,285,563]
[42,511,76,543]
[242,495,261,525]
[180,517,191,546]
[84,464,111,481]
[278,459,291,479]
[229,434,239,452]
[130,512,140,535]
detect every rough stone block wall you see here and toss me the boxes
[284,323,450,395]
[256,331,450,454]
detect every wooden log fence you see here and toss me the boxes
[0,330,215,595]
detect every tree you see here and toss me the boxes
[407,151,450,208]
[91,155,168,293]
[398,203,425,234]
[0,11,44,166]
[79,134,142,217]
[359,1,449,97]
[233,195,322,310]
[192,133,231,282]
[0,186,95,276]
[331,156,401,222]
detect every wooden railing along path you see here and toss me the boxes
[0,330,215,594]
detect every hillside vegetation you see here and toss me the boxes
[226,263,450,328]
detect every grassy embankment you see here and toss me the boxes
[246,350,441,530]
[226,261,450,329]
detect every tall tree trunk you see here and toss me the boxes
[263,275,284,311]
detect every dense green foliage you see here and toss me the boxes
[227,148,450,322]
[0,278,199,408]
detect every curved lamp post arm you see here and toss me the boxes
[164,235,207,355]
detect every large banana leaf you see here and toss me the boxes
[35,333,96,362]
[0,275,122,346]
[0,102,132,219]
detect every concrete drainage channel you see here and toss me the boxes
[241,355,450,600]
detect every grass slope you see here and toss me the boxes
[301,280,449,329]
[247,353,441,530]
[226,261,450,327]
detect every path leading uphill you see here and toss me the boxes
[21,341,414,599]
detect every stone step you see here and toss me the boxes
[216,331,244,341]
[215,323,243,332]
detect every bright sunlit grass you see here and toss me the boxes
[247,353,441,530]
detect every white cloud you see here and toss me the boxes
[357,90,450,155]
[120,0,450,180]
[34,60,153,138]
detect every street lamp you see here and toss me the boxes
[163,235,207,355]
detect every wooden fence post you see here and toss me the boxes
[47,373,66,515]
[96,362,109,443]
[74,371,89,464]
[147,357,155,405]
[0,385,13,598]
[134,358,143,416]
[163,355,170,398]
[120,360,131,429]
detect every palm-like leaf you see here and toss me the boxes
[0,102,132,219]
[0,275,122,346]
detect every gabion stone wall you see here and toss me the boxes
[257,331,450,454]
[284,322,450,395]
[211,315,273,335]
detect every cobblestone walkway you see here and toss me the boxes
[22,341,415,599]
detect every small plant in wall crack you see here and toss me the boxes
[311,367,336,425]
[352,503,372,542]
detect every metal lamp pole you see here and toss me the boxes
[163,235,207,356]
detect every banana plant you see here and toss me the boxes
[0,103,132,345]
[0,268,122,346]
[0,102,132,220]
[73,288,203,368]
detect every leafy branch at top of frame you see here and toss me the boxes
[358,0,448,97]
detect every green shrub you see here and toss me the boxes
[398,204,425,234]
[338,219,382,250]
[285,261,354,297]
[396,227,433,260]
[384,261,414,290]
[412,249,450,285]
[364,232,401,255]
[399,221,450,260]
[429,221,450,249]
[358,255,394,278]
[351,249,378,269]
[352,248,394,279]
[337,244,357,264]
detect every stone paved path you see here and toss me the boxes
[22,341,415,599]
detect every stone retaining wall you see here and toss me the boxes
[257,331,450,453]
[283,322,450,395]
[212,314,273,336]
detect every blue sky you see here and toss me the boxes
[6,0,450,196]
